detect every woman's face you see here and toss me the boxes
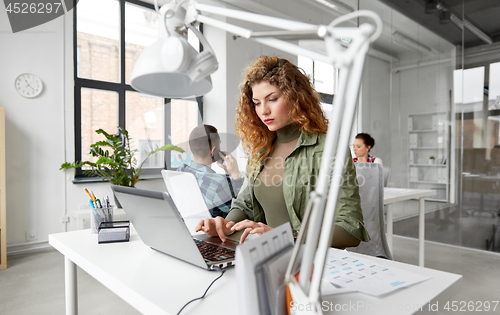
[353,138,371,158]
[251,81,291,132]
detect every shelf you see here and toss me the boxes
[410,164,446,167]
[408,111,450,203]
[410,180,447,184]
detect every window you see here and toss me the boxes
[298,55,336,121]
[74,0,201,179]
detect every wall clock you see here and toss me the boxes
[15,73,43,98]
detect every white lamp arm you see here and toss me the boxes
[187,24,217,59]
[183,1,381,68]
[191,2,319,33]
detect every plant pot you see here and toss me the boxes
[428,159,435,165]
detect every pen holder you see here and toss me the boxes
[90,206,114,234]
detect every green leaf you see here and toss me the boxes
[147,144,184,157]
[95,156,116,167]
[59,161,83,170]
[90,140,110,147]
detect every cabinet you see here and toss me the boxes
[408,111,449,202]
[0,107,5,269]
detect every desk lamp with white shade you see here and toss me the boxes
[130,1,382,313]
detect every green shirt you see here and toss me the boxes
[227,132,370,242]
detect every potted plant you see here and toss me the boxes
[428,155,435,165]
[60,126,184,188]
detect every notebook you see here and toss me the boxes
[111,185,238,270]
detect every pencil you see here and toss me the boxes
[84,188,93,201]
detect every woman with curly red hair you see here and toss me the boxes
[196,55,369,248]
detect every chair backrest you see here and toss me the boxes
[382,166,391,187]
[347,163,392,259]
[161,170,212,220]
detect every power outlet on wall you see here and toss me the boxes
[25,230,38,242]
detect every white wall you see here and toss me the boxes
[360,55,391,167]
[0,10,68,249]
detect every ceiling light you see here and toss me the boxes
[306,0,354,15]
[392,31,433,54]
[320,0,354,13]
[449,13,493,45]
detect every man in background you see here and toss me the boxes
[177,124,243,218]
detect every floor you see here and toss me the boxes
[0,236,499,314]
[0,249,140,315]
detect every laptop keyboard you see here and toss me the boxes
[194,239,236,262]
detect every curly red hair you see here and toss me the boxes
[235,55,328,169]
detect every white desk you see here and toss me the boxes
[383,188,436,267]
[49,228,461,315]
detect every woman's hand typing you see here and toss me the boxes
[195,216,235,242]
[231,219,273,244]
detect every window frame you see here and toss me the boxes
[72,0,203,182]
[313,63,335,110]
[298,57,335,104]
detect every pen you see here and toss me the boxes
[100,199,109,220]
[96,199,102,208]
[104,196,111,221]
[91,191,97,203]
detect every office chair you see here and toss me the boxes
[347,163,393,260]
[161,170,212,220]
[382,166,391,187]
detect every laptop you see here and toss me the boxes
[111,185,238,271]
